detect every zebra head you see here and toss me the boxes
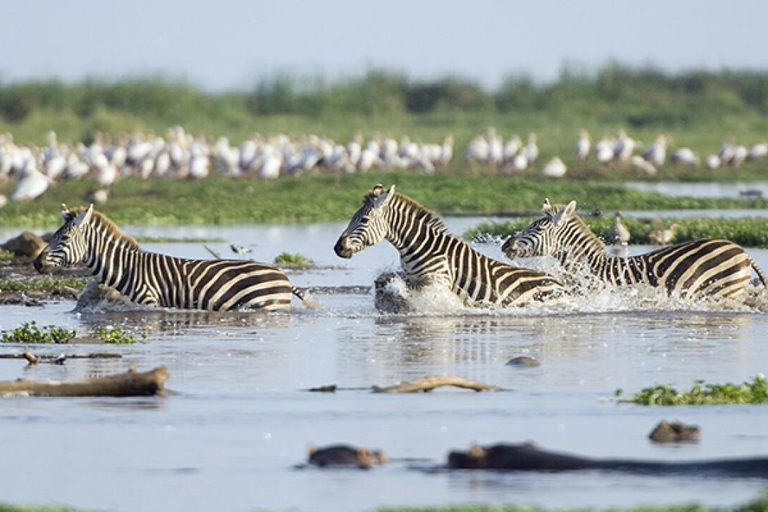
[502,199,577,259]
[34,204,94,273]
[334,184,396,259]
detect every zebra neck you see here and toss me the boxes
[385,210,449,258]
[84,227,142,294]
[556,237,608,274]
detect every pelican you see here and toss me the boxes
[502,135,522,166]
[670,148,699,167]
[595,137,614,166]
[574,129,590,166]
[10,162,50,201]
[705,154,721,170]
[641,134,668,168]
[541,157,566,178]
[523,133,539,165]
[613,129,636,166]
[630,155,656,175]
[747,142,768,161]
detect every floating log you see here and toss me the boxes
[0,366,168,397]
[372,375,502,393]
[447,442,768,478]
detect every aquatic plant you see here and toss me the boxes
[274,252,313,266]
[1,321,76,344]
[619,375,768,405]
[91,326,144,345]
[0,276,88,294]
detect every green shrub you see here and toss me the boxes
[619,375,768,405]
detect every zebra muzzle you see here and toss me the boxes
[334,238,353,259]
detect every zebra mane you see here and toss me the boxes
[545,203,606,249]
[366,191,449,233]
[68,207,142,250]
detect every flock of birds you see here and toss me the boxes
[0,125,766,205]
[464,127,768,178]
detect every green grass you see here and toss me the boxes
[273,252,313,266]
[1,321,75,344]
[90,326,144,345]
[0,249,15,262]
[618,375,768,405]
[466,216,768,248]
[1,174,766,228]
[0,277,88,294]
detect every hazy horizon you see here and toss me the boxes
[2,0,767,92]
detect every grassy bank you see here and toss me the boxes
[467,216,768,249]
[1,173,766,228]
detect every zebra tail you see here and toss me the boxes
[291,286,306,301]
[751,260,768,288]
[292,286,322,310]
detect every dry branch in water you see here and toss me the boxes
[372,375,502,393]
[0,366,168,397]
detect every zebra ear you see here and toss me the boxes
[542,198,552,215]
[373,185,395,210]
[552,201,577,226]
[60,203,74,222]
[73,204,94,228]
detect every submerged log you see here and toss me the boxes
[373,375,503,393]
[0,366,168,397]
[447,442,768,478]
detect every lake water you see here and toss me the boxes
[625,181,768,200]
[0,218,767,512]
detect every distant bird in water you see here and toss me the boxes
[649,224,679,246]
[608,212,631,245]
[230,244,252,255]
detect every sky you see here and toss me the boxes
[2,0,767,92]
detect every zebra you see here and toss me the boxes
[502,199,767,299]
[34,204,305,311]
[333,184,564,307]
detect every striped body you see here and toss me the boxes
[503,200,766,299]
[34,205,300,311]
[334,185,563,307]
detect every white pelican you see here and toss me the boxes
[630,155,656,175]
[705,154,721,170]
[10,162,50,201]
[641,134,668,168]
[747,142,768,161]
[670,148,699,167]
[523,133,539,165]
[574,129,590,165]
[595,137,614,165]
[541,157,566,178]
[502,135,522,165]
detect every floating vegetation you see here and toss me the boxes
[91,326,144,345]
[0,276,88,294]
[274,252,313,266]
[619,375,768,405]
[467,216,768,249]
[1,321,76,344]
